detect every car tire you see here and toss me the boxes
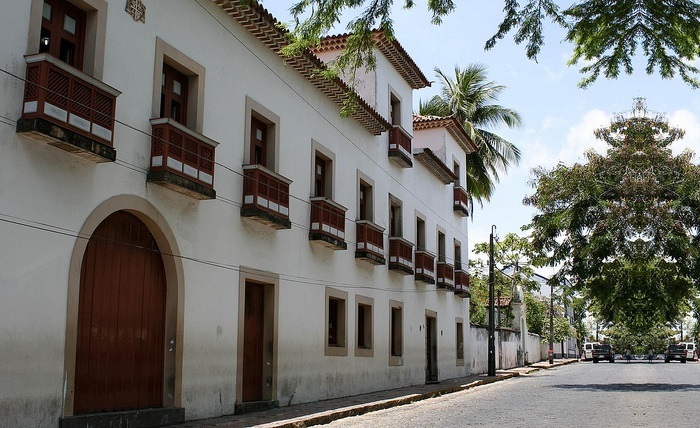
[610,359,614,363]
[682,359,687,363]
[665,359,670,363]
[593,359,598,363]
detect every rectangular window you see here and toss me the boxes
[389,197,402,237]
[359,183,368,220]
[39,0,86,69]
[454,241,462,271]
[456,319,465,363]
[356,295,374,357]
[160,63,189,126]
[250,116,268,166]
[314,152,330,197]
[391,307,402,356]
[325,288,348,356]
[390,94,400,126]
[416,218,426,251]
[438,231,446,263]
[453,160,460,186]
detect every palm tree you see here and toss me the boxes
[418,64,522,214]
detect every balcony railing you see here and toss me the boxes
[17,53,120,162]
[454,186,470,217]
[436,262,455,291]
[388,125,413,168]
[388,237,414,275]
[355,220,385,265]
[309,197,347,250]
[454,270,470,297]
[148,118,217,199]
[414,250,435,284]
[241,164,292,229]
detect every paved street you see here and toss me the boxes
[327,361,700,427]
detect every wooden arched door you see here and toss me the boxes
[74,211,166,414]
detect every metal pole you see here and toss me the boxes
[497,290,501,327]
[488,225,496,376]
[549,281,554,364]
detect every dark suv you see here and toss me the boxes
[592,344,614,363]
[665,344,687,363]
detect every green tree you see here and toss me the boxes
[285,0,700,89]
[524,291,547,336]
[418,65,522,210]
[525,99,700,334]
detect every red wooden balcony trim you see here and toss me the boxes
[310,197,347,243]
[388,125,413,167]
[414,250,435,283]
[388,237,414,274]
[436,261,455,289]
[355,220,385,263]
[242,164,292,223]
[454,269,470,297]
[150,118,217,190]
[453,186,470,217]
[20,53,120,147]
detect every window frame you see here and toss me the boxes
[357,172,375,222]
[28,0,108,79]
[355,295,374,357]
[310,141,336,199]
[152,38,206,133]
[454,239,463,271]
[389,195,403,238]
[437,229,446,263]
[456,317,465,365]
[39,0,87,70]
[244,97,280,172]
[325,288,348,357]
[389,300,404,366]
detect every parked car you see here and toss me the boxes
[679,342,696,361]
[592,344,614,363]
[665,344,687,363]
[583,342,600,361]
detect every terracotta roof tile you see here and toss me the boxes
[413,114,478,153]
[211,0,390,135]
[315,31,430,89]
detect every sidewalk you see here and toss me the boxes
[172,359,577,428]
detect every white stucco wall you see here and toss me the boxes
[0,1,474,426]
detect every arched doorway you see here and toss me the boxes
[74,211,166,414]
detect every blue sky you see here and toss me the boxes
[263,1,700,269]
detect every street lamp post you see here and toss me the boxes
[549,281,554,364]
[488,225,496,376]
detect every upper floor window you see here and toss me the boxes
[160,64,188,126]
[358,180,375,221]
[390,94,400,126]
[250,116,268,166]
[416,217,426,251]
[40,0,86,69]
[389,197,402,237]
[454,241,462,271]
[453,160,461,186]
[314,152,331,197]
[438,231,446,263]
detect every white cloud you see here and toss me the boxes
[558,109,609,164]
[668,109,700,157]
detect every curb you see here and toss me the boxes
[257,359,577,428]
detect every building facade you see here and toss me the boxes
[0,0,477,426]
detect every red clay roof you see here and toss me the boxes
[211,0,390,135]
[315,31,430,90]
[413,114,478,153]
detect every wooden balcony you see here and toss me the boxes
[436,262,455,291]
[454,270,470,298]
[388,125,412,168]
[148,118,218,199]
[414,250,435,284]
[388,237,414,275]
[454,186,470,217]
[355,220,385,265]
[241,164,292,229]
[309,197,347,250]
[16,53,120,162]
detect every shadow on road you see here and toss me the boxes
[553,383,700,392]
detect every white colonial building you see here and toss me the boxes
[0,0,478,426]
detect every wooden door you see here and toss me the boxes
[74,211,165,414]
[242,282,265,402]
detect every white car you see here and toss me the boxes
[679,342,696,361]
[583,342,600,361]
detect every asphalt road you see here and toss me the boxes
[327,360,700,427]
